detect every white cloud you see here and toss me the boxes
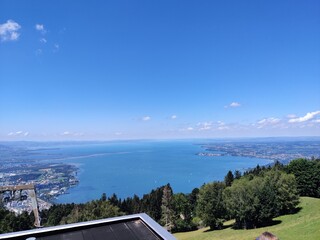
[258,118,280,125]
[178,120,232,132]
[225,102,241,108]
[35,24,44,31]
[35,24,46,34]
[10,32,19,40]
[40,38,47,43]
[171,115,177,120]
[115,132,122,136]
[7,131,29,137]
[61,131,84,137]
[288,111,320,123]
[0,20,21,42]
[218,126,230,130]
[194,121,234,131]
[179,126,194,132]
[197,122,212,131]
[216,121,230,130]
[142,116,151,121]
[230,102,241,107]
[256,117,281,129]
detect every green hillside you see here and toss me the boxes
[174,197,320,240]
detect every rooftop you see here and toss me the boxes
[0,213,176,240]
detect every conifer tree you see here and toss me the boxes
[161,184,174,232]
[234,170,242,179]
[224,170,234,187]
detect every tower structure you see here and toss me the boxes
[0,184,41,227]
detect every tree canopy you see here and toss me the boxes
[196,182,226,230]
[2,158,317,234]
[286,158,320,198]
[223,170,299,229]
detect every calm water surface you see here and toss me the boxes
[47,140,272,203]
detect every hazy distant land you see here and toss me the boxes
[197,140,320,163]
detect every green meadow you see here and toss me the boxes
[175,197,320,240]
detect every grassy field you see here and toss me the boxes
[174,197,320,240]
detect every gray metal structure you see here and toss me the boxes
[0,184,41,228]
[0,213,176,240]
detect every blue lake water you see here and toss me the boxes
[44,140,272,203]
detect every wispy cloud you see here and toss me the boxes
[196,121,232,131]
[225,102,241,108]
[171,115,177,120]
[230,102,241,107]
[197,122,212,131]
[177,110,320,136]
[40,38,47,43]
[286,114,297,119]
[35,24,46,34]
[7,131,29,137]
[288,111,320,123]
[256,117,281,129]
[52,43,60,53]
[35,49,43,55]
[218,126,230,130]
[258,117,281,125]
[252,110,320,130]
[0,20,21,42]
[217,121,230,130]
[179,126,194,132]
[175,109,320,136]
[142,116,151,121]
[61,131,84,136]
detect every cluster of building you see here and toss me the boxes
[0,162,79,216]
[198,141,320,163]
[0,163,78,201]
[3,197,52,215]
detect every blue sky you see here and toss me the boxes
[0,0,319,140]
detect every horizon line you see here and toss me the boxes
[1,135,320,143]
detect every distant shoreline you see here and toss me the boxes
[1,139,319,204]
